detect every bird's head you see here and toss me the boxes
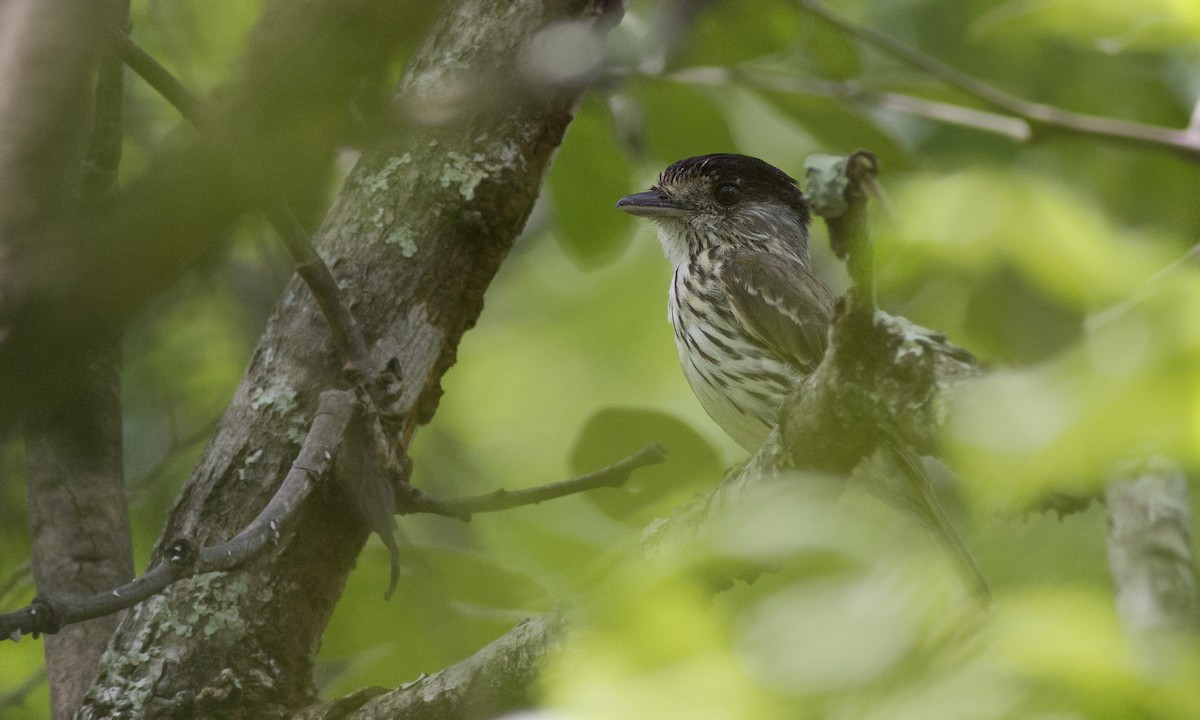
[616,153,811,267]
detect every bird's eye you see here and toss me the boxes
[714,184,740,207]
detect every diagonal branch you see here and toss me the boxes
[2,390,357,642]
[399,442,667,520]
[1,397,663,641]
[111,30,377,386]
[107,28,201,121]
[793,0,1200,160]
[0,669,47,712]
[665,66,1033,142]
[1106,457,1199,639]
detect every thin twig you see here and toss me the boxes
[1085,242,1200,331]
[266,207,374,380]
[0,429,667,638]
[0,390,357,642]
[666,66,1033,142]
[0,561,30,605]
[111,30,379,386]
[793,0,1200,161]
[108,28,201,122]
[0,668,47,711]
[399,443,667,520]
[1187,97,1200,142]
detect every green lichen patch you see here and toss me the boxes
[361,152,412,194]
[439,150,489,200]
[384,224,419,257]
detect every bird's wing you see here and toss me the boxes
[719,251,836,373]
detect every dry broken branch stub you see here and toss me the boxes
[396,442,668,520]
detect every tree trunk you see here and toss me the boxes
[78,1,620,718]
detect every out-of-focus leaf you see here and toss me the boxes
[947,274,1200,507]
[714,87,821,173]
[758,91,913,171]
[317,539,538,697]
[874,170,1170,363]
[737,575,917,692]
[796,19,864,81]
[970,0,1200,50]
[570,407,721,524]
[633,80,737,162]
[549,97,635,270]
[672,0,802,68]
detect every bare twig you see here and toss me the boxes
[399,443,667,520]
[1187,97,1200,143]
[113,30,383,394]
[1086,243,1200,331]
[1,389,356,642]
[1,416,666,639]
[666,66,1032,142]
[793,0,1200,160]
[0,668,47,711]
[805,150,879,301]
[108,28,200,122]
[0,561,30,605]
[266,207,374,381]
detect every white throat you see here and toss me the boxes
[654,221,691,268]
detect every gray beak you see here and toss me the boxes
[616,190,685,218]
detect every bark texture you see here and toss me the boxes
[79,1,620,718]
[25,341,132,720]
[1106,458,1199,639]
[13,2,134,717]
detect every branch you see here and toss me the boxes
[0,669,47,712]
[664,66,1033,142]
[112,31,378,388]
[1106,457,1199,639]
[0,562,29,605]
[793,0,1200,160]
[312,612,564,720]
[114,30,406,584]
[399,442,667,520]
[1,389,356,642]
[80,0,625,712]
[1086,242,1200,331]
[107,28,201,121]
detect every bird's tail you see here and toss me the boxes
[886,441,991,603]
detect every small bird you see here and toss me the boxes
[617,153,988,597]
[616,153,834,452]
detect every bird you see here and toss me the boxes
[616,153,988,598]
[616,153,833,453]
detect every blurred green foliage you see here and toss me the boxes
[3,0,1200,717]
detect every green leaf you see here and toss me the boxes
[674,0,802,68]
[570,407,721,524]
[796,19,864,81]
[759,91,912,171]
[633,80,738,163]
[548,96,635,270]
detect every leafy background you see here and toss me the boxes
[3,0,1200,716]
